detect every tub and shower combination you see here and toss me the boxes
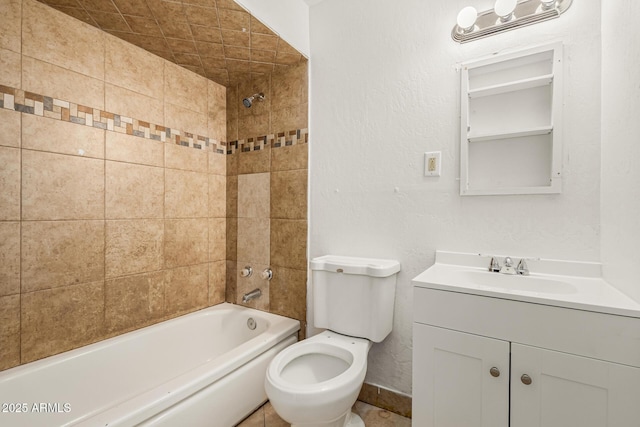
[0,303,299,427]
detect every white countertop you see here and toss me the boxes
[412,251,640,318]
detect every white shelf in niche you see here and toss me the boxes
[460,42,563,196]
[468,125,553,143]
[468,74,553,99]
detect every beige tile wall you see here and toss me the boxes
[0,0,227,370]
[226,62,309,337]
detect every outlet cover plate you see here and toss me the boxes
[424,151,441,177]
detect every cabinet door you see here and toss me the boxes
[413,324,509,427]
[511,343,640,427]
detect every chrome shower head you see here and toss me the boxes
[242,92,265,108]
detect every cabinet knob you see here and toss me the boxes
[489,367,500,377]
[521,374,532,385]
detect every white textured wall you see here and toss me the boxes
[601,1,640,302]
[308,1,602,395]
[233,0,310,57]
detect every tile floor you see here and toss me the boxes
[236,401,411,427]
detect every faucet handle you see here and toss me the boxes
[489,257,501,272]
[503,256,513,267]
[516,259,529,276]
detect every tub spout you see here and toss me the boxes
[242,288,262,304]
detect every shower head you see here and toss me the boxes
[242,92,265,108]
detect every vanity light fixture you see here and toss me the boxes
[494,0,517,22]
[540,0,557,10]
[456,6,478,33]
[452,0,573,43]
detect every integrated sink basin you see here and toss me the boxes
[460,270,578,295]
[413,251,640,318]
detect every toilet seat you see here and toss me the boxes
[267,331,370,394]
[265,330,372,425]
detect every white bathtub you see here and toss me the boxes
[0,303,299,427]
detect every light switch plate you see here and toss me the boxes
[424,151,441,177]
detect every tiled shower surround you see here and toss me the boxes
[0,0,308,371]
[226,62,309,339]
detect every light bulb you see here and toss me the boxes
[494,0,517,22]
[456,6,478,33]
[540,0,557,9]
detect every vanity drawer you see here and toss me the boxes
[413,286,640,367]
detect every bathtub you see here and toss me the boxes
[0,303,299,427]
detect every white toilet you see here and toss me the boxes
[265,255,400,427]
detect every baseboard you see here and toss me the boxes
[357,382,412,419]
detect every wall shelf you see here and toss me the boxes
[468,74,553,99]
[460,43,563,196]
[468,125,553,143]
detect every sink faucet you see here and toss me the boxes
[488,256,530,276]
[499,257,516,275]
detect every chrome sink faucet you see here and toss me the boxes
[516,258,529,276]
[488,256,530,276]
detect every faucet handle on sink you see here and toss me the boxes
[489,257,501,272]
[516,259,530,276]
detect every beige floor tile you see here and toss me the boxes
[251,401,412,427]
[236,405,264,427]
[353,401,412,427]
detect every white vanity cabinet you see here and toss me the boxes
[412,287,640,427]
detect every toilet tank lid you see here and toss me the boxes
[310,255,401,277]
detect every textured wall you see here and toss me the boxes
[0,0,227,370]
[225,61,309,336]
[309,0,602,395]
[601,1,640,303]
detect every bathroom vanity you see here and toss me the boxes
[412,251,640,427]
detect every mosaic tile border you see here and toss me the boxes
[0,85,309,156]
[0,84,227,154]
[228,129,309,155]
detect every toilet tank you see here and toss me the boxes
[310,255,400,343]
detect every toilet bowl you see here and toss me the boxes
[265,330,372,427]
[265,255,400,427]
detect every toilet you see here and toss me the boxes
[265,255,400,427]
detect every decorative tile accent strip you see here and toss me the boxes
[0,85,228,155]
[228,128,309,155]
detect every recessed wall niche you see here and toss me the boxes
[460,43,563,196]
